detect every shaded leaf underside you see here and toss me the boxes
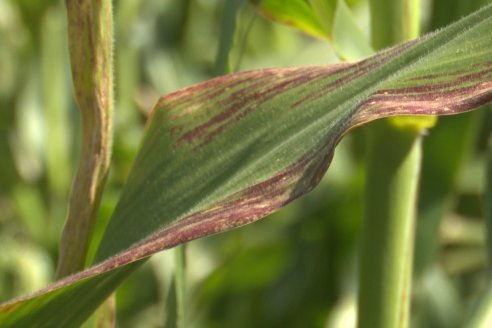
[1,4,491,327]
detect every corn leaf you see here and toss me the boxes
[1,4,491,327]
[250,0,328,39]
[251,0,373,60]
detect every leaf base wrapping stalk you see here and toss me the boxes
[56,0,114,278]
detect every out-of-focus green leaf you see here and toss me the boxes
[462,105,492,328]
[41,7,71,198]
[0,5,492,326]
[430,0,492,31]
[414,0,491,277]
[251,0,328,40]
[252,0,372,60]
[308,0,337,36]
[215,0,245,75]
[414,113,481,275]
[331,0,373,60]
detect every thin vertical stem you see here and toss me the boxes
[164,246,187,328]
[174,245,187,328]
[56,0,113,279]
[369,0,420,49]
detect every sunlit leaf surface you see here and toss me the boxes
[1,4,491,327]
[250,0,329,39]
[251,0,374,60]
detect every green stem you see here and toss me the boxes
[174,245,187,328]
[358,0,422,327]
[165,246,187,328]
[369,0,420,49]
[93,293,116,328]
[358,121,421,328]
[56,0,113,279]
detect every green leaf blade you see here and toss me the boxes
[1,4,491,326]
[251,0,329,39]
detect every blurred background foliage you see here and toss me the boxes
[0,0,491,327]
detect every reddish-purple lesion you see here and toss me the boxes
[169,67,336,149]
[13,141,338,305]
[134,134,337,256]
[289,47,411,110]
[289,63,355,109]
[380,67,492,95]
[352,79,492,126]
[153,40,428,150]
[77,140,336,284]
[379,77,490,100]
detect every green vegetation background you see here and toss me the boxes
[0,0,491,327]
